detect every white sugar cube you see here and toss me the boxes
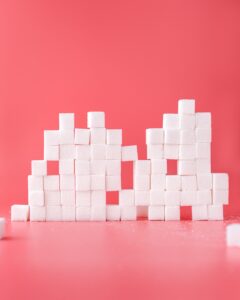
[146,128,164,144]
[59,145,76,159]
[164,130,180,145]
[134,175,150,190]
[179,115,196,129]
[75,175,90,191]
[165,191,181,205]
[91,144,106,160]
[150,190,165,205]
[106,160,121,175]
[107,129,122,145]
[44,175,59,191]
[59,113,74,130]
[106,145,121,160]
[76,206,91,221]
[91,175,105,190]
[165,206,180,221]
[208,205,223,220]
[62,206,76,221]
[31,160,47,176]
[181,176,197,191]
[151,174,166,190]
[75,160,90,175]
[196,190,212,205]
[195,128,211,143]
[151,159,167,174]
[212,173,229,190]
[196,113,211,128]
[106,175,121,191]
[59,130,75,145]
[87,112,105,128]
[106,205,121,221]
[178,160,196,175]
[46,206,62,221]
[121,206,137,221]
[91,191,106,206]
[163,114,179,129]
[44,145,59,160]
[45,191,61,206]
[148,206,165,220]
[192,205,208,220]
[90,128,106,144]
[147,145,164,159]
[11,205,29,221]
[197,174,212,190]
[121,145,138,161]
[61,190,75,206]
[74,129,90,145]
[28,175,43,191]
[134,160,151,175]
[91,160,106,175]
[136,206,148,218]
[164,145,179,159]
[119,189,135,206]
[196,159,211,174]
[213,190,229,205]
[44,130,60,146]
[75,145,90,160]
[135,191,150,205]
[30,206,46,221]
[226,224,240,247]
[59,159,74,174]
[28,191,44,206]
[60,175,75,190]
[166,175,181,191]
[91,205,106,221]
[76,191,91,206]
[178,99,195,114]
[0,218,5,239]
[180,130,195,145]
[179,145,195,160]
[180,191,197,206]
[196,143,211,158]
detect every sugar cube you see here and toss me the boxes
[91,205,106,221]
[44,145,59,160]
[44,130,60,146]
[151,159,167,174]
[44,175,59,191]
[107,129,122,145]
[45,191,61,206]
[134,160,151,175]
[62,206,76,221]
[164,145,179,159]
[196,159,211,174]
[134,175,150,190]
[75,145,90,160]
[151,174,166,190]
[163,114,179,129]
[166,175,181,191]
[106,160,121,175]
[136,206,148,218]
[178,160,196,175]
[106,205,121,221]
[165,191,181,206]
[28,175,43,191]
[195,128,211,143]
[226,224,240,247]
[150,190,165,205]
[121,206,137,221]
[165,206,180,221]
[74,129,90,145]
[147,145,164,159]
[91,144,106,160]
[135,191,150,205]
[213,190,229,205]
[46,206,62,221]
[60,175,75,190]
[196,113,211,128]
[106,175,121,191]
[76,191,91,206]
[75,160,90,175]
[0,218,5,239]
[179,115,196,130]
[178,99,195,114]
[76,206,91,221]
[31,160,47,176]
[11,205,29,221]
[181,176,197,191]
[119,189,135,206]
[59,130,75,145]
[192,205,208,220]
[196,143,211,158]
[106,145,121,160]
[180,130,195,145]
[87,112,105,128]
[59,145,76,159]
[90,128,106,144]
[28,191,44,206]
[75,175,90,191]
[59,159,74,174]
[146,128,164,144]
[122,145,138,161]
[90,160,106,175]
[180,191,197,206]
[197,174,212,190]
[164,130,180,145]
[91,191,106,206]
[61,190,75,206]
[212,173,229,190]
[196,190,212,205]
[179,145,196,160]
[208,205,223,220]
[148,206,165,220]
[30,206,46,221]
[91,175,105,190]
[59,113,74,130]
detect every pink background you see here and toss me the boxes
[0,0,240,217]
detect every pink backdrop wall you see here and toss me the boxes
[0,0,239,217]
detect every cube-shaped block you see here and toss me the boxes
[61,190,75,206]
[31,160,47,176]
[163,114,179,129]
[151,174,166,191]
[59,130,75,145]
[45,191,61,206]
[179,145,196,160]
[62,206,76,221]
[107,129,122,145]
[76,206,91,221]
[212,190,229,205]
[180,191,197,206]
[180,130,195,145]
[196,190,212,205]
[11,205,29,221]
[106,175,121,191]
[164,130,180,145]
[106,205,121,221]
[28,176,43,191]
[46,206,62,221]
[165,206,180,221]
[76,191,91,207]
[134,175,150,191]
[148,206,165,220]
[119,189,135,206]
[208,205,223,220]
[178,99,195,114]
[44,130,60,146]
[197,174,212,190]
[135,191,150,206]
[30,206,46,221]
[106,160,121,176]
[90,128,106,144]
[146,128,164,145]
[87,112,105,128]
[226,224,240,247]
[59,159,74,175]
[178,160,196,175]
[91,175,105,190]
[212,173,229,190]
[91,205,106,221]
[91,144,106,160]
[195,128,211,143]
[106,145,122,160]
[0,218,5,239]
[196,159,211,174]
[134,160,151,175]
[44,175,59,191]
[150,190,165,205]
[151,159,167,174]
[59,145,76,159]
[75,175,90,191]
[164,145,179,159]
[179,115,196,130]
[60,175,75,190]
[192,205,208,220]
[75,160,90,175]
[181,176,197,191]
[196,143,211,159]
[122,146,138,161]
[147,145,164,159]
[74,129,90,145]
[28,191,44,206]
[44,145,59,161]
[91,160,106,175]
[196,113,211,128]
[75,145,90,160]
[121,206,137,221]
[165,191,181,206]
[166,175,181,191]
[91,191,106,206]
[59,113,74,130]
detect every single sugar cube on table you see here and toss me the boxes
[59,145,76,159]
[46,206,62,221]
[150,190,165,205]
[76,206,91,221]
[151,159,167,174]
[106,145,122,160]
[164,130,180,145]
[59,130,75,145]
[11,205,29,221]
[74,129,90,145]
[106,160,121,176]
[179,115,196,130]
[135,191,150,206]
[163,114,179,129]
[87,112,105,128]
[146,128,164,144]
[178,99,195,114]
[91,205,106,221]
[165,206,180,221]
[75,145,90,160]
[62,206,76,221]
[107,129,122,145]
[0,218,6,239]
[90,128,106,144]
[226,224,240,247]
[122,145,138,161]
[76,191,91,206]
[30,206,46,221]
[106,175,121,191]
[166,175,181,191]
[44,145,59,161]
[59,159,74,175]
[106,205,121,221]
[151,174,166,190]
[208,205,223,220]
[164,145,179,159]
[75,160,90,175]
[44,130,60,146]
[60,190,75,206]
[212,173,229,190]
[91,191,106,206]
[60,175,75,190]
[45,191,61,206]
[44,175,59,191]
[165,191,181,206]
[147,145,164,159]
[179,145,196,160]
[148,206,165,221]
[134,160,151,175]
[119,189,135,206]
[197,173,212,190]
[31,160,47,176]
[196,112,211,128]
[121,206,137,221]
[28,191,44,206]
[181,176,197,191]
[59,113,74,130]
[192,205,208,220]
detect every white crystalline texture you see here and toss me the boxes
[121,145,138,161]
[178,99,195,114]
[226,224,240,247]
[59,113,75,130]
[90,128,106,144]
[163,114,179,129]
[74,129,90,145]
[11,205,29,221]
[148,206,165,220]
[146,128,164,145]
[107,129,122,145]
[87,112,105,128]
[165,206,180,221]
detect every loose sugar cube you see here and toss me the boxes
[146,128,164,144]
[75,145,90,160]
[163,114,179,129]
[91,144,106,160]
[106,175,121,191]
[28,175,43,191]
[134,160,151,175]
[76,191,91,206]
[122,146,138,161]
[91,191,106,206]
[45,191,61,206]
[119,189,135,206]
[59,113,74,130]
[195,128,211,143]
[75,175,90,191]
[164,130,180,145]
[166,175,181,191]
[180,130,195,145]
[135,191,150,205]
[87,112,105,128]
[90,128,106,144]
[179,115,196,129]
[181,176,197,191]
[28,191,44,206]
[179,145,196,160]
[107,129,122,145]
[178,99,195,114]
[0,218,5,239]
[59,145,76,159]
[178,160,196,175]
[213,190,229,205]
[196,143,211,158]
[150,190,165,205]
[196,190,212,205]
[208,205,223,220]
[60,175,75,190]
[121,206,137,221]
[46,206,62,221]
[61,190,75,206]
[91,160,106,175]
[134,175,150,190]
[91,205,106,221]
[180,191,197,206]
[62,206,76,221]
[164,145,179,159]
[76,206,91,221]
[106,205,121,221]
[91,175,105,190]
[59,159,74,175]
[147,145,164,159]
[197,174,212,190]
[106,160,121,175]
[165,206,180,221]
[196,159,211,174]
[30,206,46,221]
[11,205,29,221]
[151,159,167,174]
[59,130,75,145]
[196,113,211,128]
[192,205,208,220]
[212,173,229,190]
[148,206,165,220]
[106,145,122,160]
[44,175,59,191]
[226,224,240,247]
[151,174,166,190]
[74,129,90,145]
[44,145,59,160]
[31,160,47,176]
[44,130,60,146]
[165,191,181,205]
[75,160,90,175]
